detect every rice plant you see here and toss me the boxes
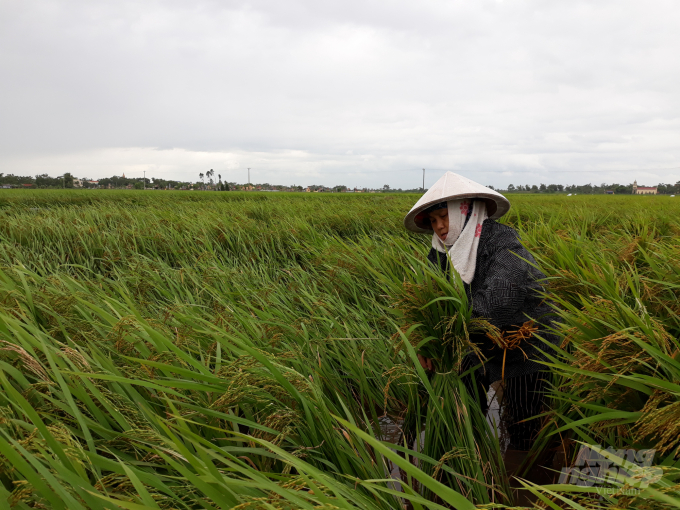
[0,189,678,508]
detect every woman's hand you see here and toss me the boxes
[418,354,434,372]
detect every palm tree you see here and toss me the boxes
[199,173,204,190]
[218,174,222,191]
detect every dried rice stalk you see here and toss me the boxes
[485,320,538,380]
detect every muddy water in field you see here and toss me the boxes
[486,381,509,452]
[378,383,507,493]
[378,381,563,506]
[378,415,416,493]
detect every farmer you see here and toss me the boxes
[403,172,557,451]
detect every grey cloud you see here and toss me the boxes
[1,0,679,188]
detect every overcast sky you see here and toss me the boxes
[1,0,679,188]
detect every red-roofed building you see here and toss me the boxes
[633,180,657,195]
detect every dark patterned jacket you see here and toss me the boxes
[427,219,558,381]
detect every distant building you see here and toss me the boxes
[605,190,614,195]
[633,180,657,195]
[73,179,83,188]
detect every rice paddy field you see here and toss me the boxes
[0,189,679,509]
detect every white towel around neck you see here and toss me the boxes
[431,199,488,284]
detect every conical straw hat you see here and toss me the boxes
[404,172,511,233]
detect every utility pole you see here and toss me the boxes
[422,168,425,191]
[143,170,146,190]
[248,168,251,186]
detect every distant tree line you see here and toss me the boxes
[0,171,445,193]
[0,173,64,187]
[0,173,196,190]
[500,182,680,194]
[2,172,679,194]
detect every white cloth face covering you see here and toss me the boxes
[431,199,488,284]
